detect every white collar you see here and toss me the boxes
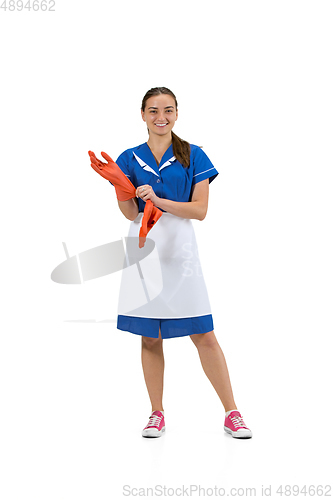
[133,152,177,176]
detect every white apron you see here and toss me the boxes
[117,212,212,319]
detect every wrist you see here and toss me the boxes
[155,196,165,209]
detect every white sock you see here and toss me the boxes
[225,409,238,417]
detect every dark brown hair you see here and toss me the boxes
[141,87,191,168]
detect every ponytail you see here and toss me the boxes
[171,131,191,168]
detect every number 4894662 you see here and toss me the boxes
[0,0,55,11]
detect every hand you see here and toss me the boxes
[136,184,159,206]
[88,151,163,248]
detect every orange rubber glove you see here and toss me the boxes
[139,198,163,248]
[89,151,135,201]
[89,151,162,247]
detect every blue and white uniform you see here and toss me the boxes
[114,142,219,339]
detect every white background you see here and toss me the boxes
[1,0,332,498]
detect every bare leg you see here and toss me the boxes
[190,330,237,412]
[141,328,164,412]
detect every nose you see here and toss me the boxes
[156,111,166,121]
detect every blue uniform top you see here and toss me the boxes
[112,142,218,212]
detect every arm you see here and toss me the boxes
[117,197,139,221]
[136,178,209,221]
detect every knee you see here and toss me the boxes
[190,330,217,349]
[142,335,163,349]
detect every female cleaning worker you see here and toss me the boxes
[89,87,252,439]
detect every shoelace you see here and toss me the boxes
[146,414,162,428]
[230,415,246,428]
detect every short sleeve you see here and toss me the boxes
[108,150,132,188]
[192,146,219,186]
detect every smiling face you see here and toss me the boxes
[141,94,178,137]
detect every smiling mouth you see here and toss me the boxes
[155,123,168,127]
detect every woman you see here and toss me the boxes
[113,87,252,439]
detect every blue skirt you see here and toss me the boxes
[117,314,214,339]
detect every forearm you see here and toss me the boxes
[117,198,139,221]
[155,197,207,221]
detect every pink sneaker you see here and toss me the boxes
[142,410,165,438]
[224,410,252,439]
